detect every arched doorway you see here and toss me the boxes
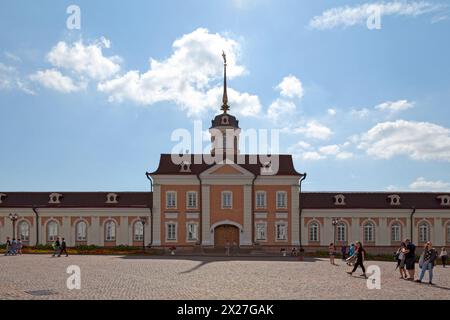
[214,225,239,247]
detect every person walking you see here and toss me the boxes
[439,247,448,268]
[396,242,407,279]
[11,238,17,255]
[17,239,23,255]
[347,241,367,278]
[416,241,437,285]
[52,237,61,257]
[404,239,416,281]
[58,238,68,257]
[328,243,337,265]
[4,237,11,256]
[341,242,347,261]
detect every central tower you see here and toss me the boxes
[209,51,241,157]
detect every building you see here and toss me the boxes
[1,55,450,254]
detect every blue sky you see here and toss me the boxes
[1,0,449,192]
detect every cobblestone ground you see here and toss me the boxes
[0,254,449,300]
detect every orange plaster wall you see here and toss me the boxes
[210,185,244,227]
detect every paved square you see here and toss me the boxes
[0,254,449,300]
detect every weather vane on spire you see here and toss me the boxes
[221,51,230,114]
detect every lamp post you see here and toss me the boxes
[331,217,341,247]
[8,213,19,239]
[139,217,148,253]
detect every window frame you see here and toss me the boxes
[255,222,267,241]
[18,220,30,241]
[418,222,430,243]
[391,223,401,243]
[76,220,87,242]
[309,222,319,242]
[186,191,198,209]
[134,220,144,241]
[221,191,233,209]
[275,222,288,241]
[336,222,346,242]
[166,222,178,242]
[47,220,59,242]
[166,191,177,209]
[276,191,288,209]
[186,222,199,242]
[255,191,267,209]
[363,222,375,243]
[104,220,116,242]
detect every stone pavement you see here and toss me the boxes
[0,254,449,300]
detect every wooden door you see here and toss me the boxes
[214,225,239,247]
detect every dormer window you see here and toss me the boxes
[180,161,191,173]
[49,193,63,204]
[388,194,401,206]
[437,195,450,206]
[221,115,229,125]
[334,194,346,205]
[0,193,6,204]
[106,193,119,204]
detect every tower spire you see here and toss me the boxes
[221,51,230,114]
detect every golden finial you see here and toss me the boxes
[221,51,230,114]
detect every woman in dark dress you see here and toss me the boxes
[347,241,367,279]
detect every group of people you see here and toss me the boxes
[395,240,447,285]
[4,237,23,255]
[328,241,368,278]
[51,237,69,257]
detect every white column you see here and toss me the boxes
[434,217,442,246]
[242,184,252,246]
[322,217,332,246]
[152,185,161,246]
[291,185,300,245]
[118,216,127,245]
[201,185,211,245]
[90,216,101,246]
[378,218,388,246]
[62,216,71,246]
[301,217,308,245]
[351,218,359,244]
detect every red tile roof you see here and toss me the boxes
[0,192,152,208]
[301,192,449,209]
[149,154,303,176]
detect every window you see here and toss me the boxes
[363,222,375,243]
[166,223,177,241]
[47,221,58,242]
[166,191,177,209]
[105,220,116,241]
[309,222,319,242]
[134,221,144,241]
[18,221,30,241]
[276,223,287,241]
[222,191,232,209]
[186,191,197,209]
[337,223,346,242]
[391,223,401,242]
[256,191,266,209]
[187,223,198,241]
[419,223,430,243]
[255,223,266,241]
[76,221,87,241]
[276,191,287,209]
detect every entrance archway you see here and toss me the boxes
[214,225,240,248]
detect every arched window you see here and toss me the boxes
[447,224,450,243]
[363,222,375,243]
[391,223,401,242]
[47,221,58,242]
[76,221,87,241]
[105,220,116,241]
[18,221,30,241]
[419,222,430,243]
[337,223,346,242]
[134,221,144,241]
[309,222,319,242]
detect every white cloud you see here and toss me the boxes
[350,108,371,119]
[409,177,450,191]
[327,108,337,116]
[289,141,353,161]
[267,99,296,122]
[293,121,333,140]
[0,63,34,94]
[29,69,86,93]
[4,51,21,62]
[336,151,354,160]
[375,99,414,112]
[358,120,450,161]
[319,144,340,155]
[275,75,304,99]
[47,38,121,80]
[309,1,445,30]
[302,151,326,161]
[97,28,260,117]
